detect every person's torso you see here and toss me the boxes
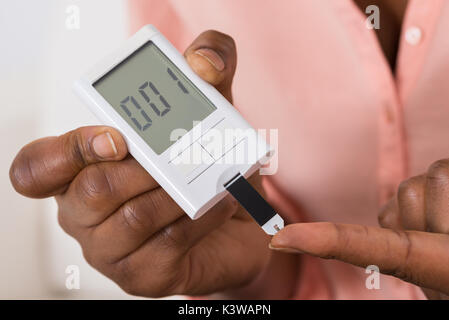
[129,0,449,299]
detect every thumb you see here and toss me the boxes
[184,30,237,102]
[270,222,449,295]
[9,126,127,198]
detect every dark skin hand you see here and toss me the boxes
[9,31,298,298]
[271,159,449,299]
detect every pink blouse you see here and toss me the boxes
[128,0,449,299]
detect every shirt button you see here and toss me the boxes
[405,26,422,45]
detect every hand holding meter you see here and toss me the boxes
[74,25,284,235]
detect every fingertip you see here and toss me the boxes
[269,224,309,254]
[9,146,35,197]
[270,222,339,257]
[270,224,306,250]
[9,137,64,198]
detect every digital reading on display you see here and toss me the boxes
[93,41,216,154]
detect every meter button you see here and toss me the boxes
[200,121,238,160]
[171,142,214,176]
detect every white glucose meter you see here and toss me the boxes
[74,25,284,235]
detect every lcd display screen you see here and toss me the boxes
[94,41,216,154]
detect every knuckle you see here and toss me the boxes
[156,268,187,296]
[427,160,449,183]
[378,198,400,229]
[56,195,85,242]
[57,209,72,235]
[157,217,191,251]
[119,281,141,297]
[75,164,113,210]
[377,212,387,227]
[119,201,149,233]
[160,224,189,250]
[119,278,145,297]
[112,248,187,297]
[321,222,347,260]
[114,259,141,296]
[118,189,167,233]
[113,257,172,297]
[63,129,89,169]
[378,203,392,227]
[397,178,419,202]
[387,230,415,282]
[81,247,100,269]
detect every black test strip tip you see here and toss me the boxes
[224,173,284,235]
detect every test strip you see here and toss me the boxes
[224,173,284,235]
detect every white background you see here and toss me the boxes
[0,0,173,299]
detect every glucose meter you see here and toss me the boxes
[74,25,284,235]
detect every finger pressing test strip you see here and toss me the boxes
[73,25,284,235]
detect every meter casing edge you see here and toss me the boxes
[73,25,273,220]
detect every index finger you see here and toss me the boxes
[9,126,128,198]
[271,222,449,294]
